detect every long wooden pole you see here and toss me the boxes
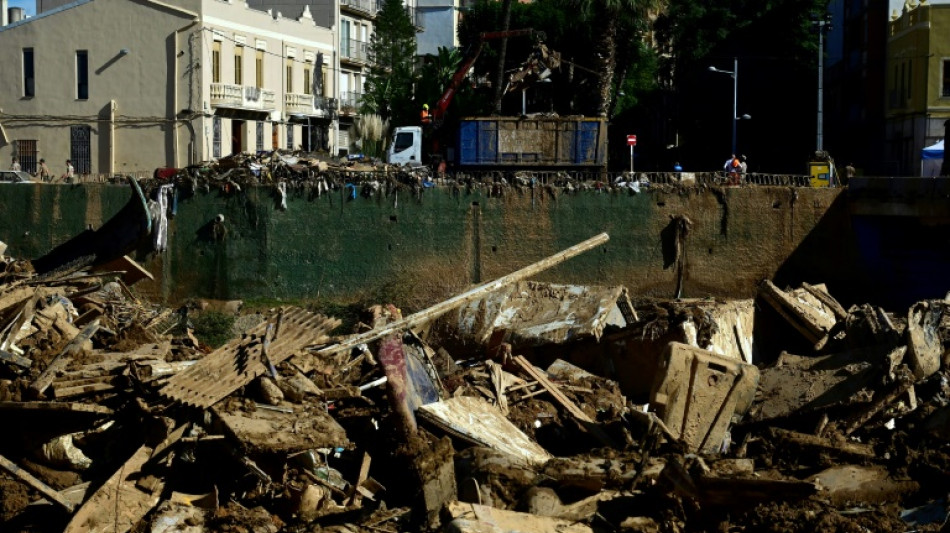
[316,232,610,358]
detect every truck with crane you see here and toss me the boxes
[386,29,608,174]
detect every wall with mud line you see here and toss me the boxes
[0,183,851,308]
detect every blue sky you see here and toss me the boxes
[10,0,36,17]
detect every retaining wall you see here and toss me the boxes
[1,183,855,308]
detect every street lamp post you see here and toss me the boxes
[813,14,833,153]
[709,58,750,155]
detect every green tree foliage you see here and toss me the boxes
[655,0,829,172]
[458,0,658,118]
[362,0,417,126]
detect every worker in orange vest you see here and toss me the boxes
[421,104,431,125]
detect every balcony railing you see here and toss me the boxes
[339,91,363,115]
[341,0,379,16]
[341,39,369,63]
[210,83,243,107]
[211,83,276,110]
[285,93,337,118]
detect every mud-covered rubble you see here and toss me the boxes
[0,239,950,532]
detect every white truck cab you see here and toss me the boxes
[386,126,423,167]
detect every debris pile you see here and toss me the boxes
[0,234,949,533]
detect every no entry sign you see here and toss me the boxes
[627,135,637,146]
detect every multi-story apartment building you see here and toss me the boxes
[0,0,338,177]
[885,0,950,176]
[249,0,422,154]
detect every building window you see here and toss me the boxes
[900,62,905,102]
[234,45,243,85]
[14,140,38,174]
[286,59,294,93]
[212,41,221,84]
[70,125,92,174]
[341,20,350,57]
[304,67,311,95]
[944,60,950,97]
[256,50,264,89]
[213,117,222,158]
[256,121,264,152]
[76,51,89,100]
[23,48,34,97]
[287,123,294,150]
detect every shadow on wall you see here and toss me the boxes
[772,191,950,311]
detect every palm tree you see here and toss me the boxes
[491,0,514,114]
[576,0,663,117]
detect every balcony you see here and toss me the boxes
[211,83,276,113]
[340,39,370,64]
[339,91,363,116]
[341,0,379,17]
[285,93,337,119]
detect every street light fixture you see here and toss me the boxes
[709,58,751,155]
[812,14,833,153]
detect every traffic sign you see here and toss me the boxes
[627,135,637,146]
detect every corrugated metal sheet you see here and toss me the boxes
[160,307,340,408]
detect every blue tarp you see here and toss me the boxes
[922,140,944,160]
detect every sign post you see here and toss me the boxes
[627,135,637,173]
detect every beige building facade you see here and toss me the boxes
[885,1,950,175]
[0,0,339,177]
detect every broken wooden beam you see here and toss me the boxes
[0,347,32,369]
[769,427,874,459]
[63,443,163,533]
[0,453,76,512]
[315,233,610,358]
[511,355,617,448]
[28,319,100,398]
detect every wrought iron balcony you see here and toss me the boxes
[341,0,379,16]
[340,38,370,64]
[339,91,363,115]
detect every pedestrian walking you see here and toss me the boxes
[61,160,75,183]
[739,155,748,178]
[10,157,20,171]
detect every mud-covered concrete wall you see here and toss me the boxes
[0,183,851,307]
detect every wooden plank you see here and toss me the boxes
[0,453,75,512]
[512,355,618,448]
[445,501,593,533]
[0,348,32,369]
[418,396,553,466]
[770,427,874,458]
[91,254,154,286]
[315,233,609,359]
[0,401,113,415]
[28,319,100,398]
[346,452,372,508]
[63,444,162,533]
[802,282,848,321]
